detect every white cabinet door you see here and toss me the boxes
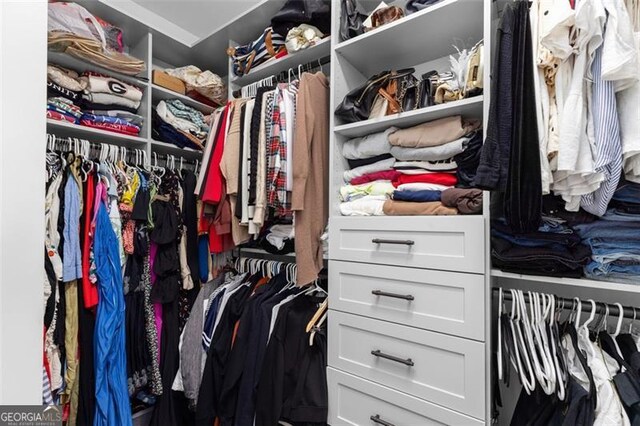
[328,367,484,426]
[329,216,485,274]
[328,311,485,419]
[329,261,485,340]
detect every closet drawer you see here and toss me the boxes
[328,368,484,426]
[329,216,485,274]
[329,261,485,340]
[328,311,485,419]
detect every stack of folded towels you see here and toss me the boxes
[153,100,209,151]
[339,115,484,216]
[47,63,145,136]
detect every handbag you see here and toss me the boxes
[335,70,392,123]
[464,41,484,97]
[405,0,443,14]
[339,0,367,41]
[226,27,286,77]
[271,0,331,38]
[371,68,417,116]
[370,6,404,29]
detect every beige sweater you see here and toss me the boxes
[292,72,329,285]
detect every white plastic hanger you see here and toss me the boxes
[510,290,536,394]
[497,288,504,382]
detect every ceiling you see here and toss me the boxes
[105,0,264,47]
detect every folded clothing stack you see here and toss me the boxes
[574,182,640,283]
[339,115,484,216]
[153,100,210,151]
[46,64,145,135]
[80,71,144,136]
[47,64,87,123]
[491,217,592,278]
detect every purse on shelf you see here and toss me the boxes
[371,68,417,116]
[271,0,331,37]
[339,0,367,41]
[405,0,443,14]
[335,70,392,123]
[464,41,484,97]
[370,6,405,30]
[227,27,286,77]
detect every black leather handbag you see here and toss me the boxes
[271,0,331,37]
[406,0,443,14]
[340,0,367,41]
[334,70,392,123]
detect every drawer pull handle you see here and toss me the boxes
[372,238,415,246]
[371,349,414,366]
[371,290,414,301]
[370,415,396,426]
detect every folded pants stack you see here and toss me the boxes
[153,99,209,151]
[339,115,484,216]
[575,183,640,283]
[491,218,592,278]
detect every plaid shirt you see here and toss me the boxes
[266,88,292,218]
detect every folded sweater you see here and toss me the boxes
[350,170,401,186]
[343,158,395,183]
[388,115,481,148]
[342,127,397,159]
[441,188,483,214]
[392,173,458,187]
[340,181,395,202]
[392,190,442,202]
[382,200,458,216]
[340,195,387,216]
[390,135,469,161]
[396,182,451,192]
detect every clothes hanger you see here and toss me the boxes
[510,290,536,394]
[547,294,566,401]
[521,291,552,394]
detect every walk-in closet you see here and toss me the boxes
[1,0,639,425]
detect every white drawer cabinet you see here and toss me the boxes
[328,368,484,426]
[329,216,485,274]
[328,311,485,419]
[329,261,485,340]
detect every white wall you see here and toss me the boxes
[0,0,48,404]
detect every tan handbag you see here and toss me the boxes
[464,41,484,97]
[370,6,405,29]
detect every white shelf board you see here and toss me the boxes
[334,0,484,75]
[48,51,148,87]
[239,247,328,260]
[230,37,331,88]
[334,96,483,138]
[150,139,203,158]
[47,119,148,146]
[151,84,216,113]
[492,269,640,294]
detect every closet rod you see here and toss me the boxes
[47,134,199,166]
[494,288,640,319]
[233,54,331,98]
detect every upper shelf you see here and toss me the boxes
[230,37,331,87]
[334,96,483,138]
[492,269,640,297]
[150,139,203,158]
[151,84,217,113]
[334,0,484,76]
[48,51,148,87]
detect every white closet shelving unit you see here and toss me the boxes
[47,2,221,162]
[327,0,492,424]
